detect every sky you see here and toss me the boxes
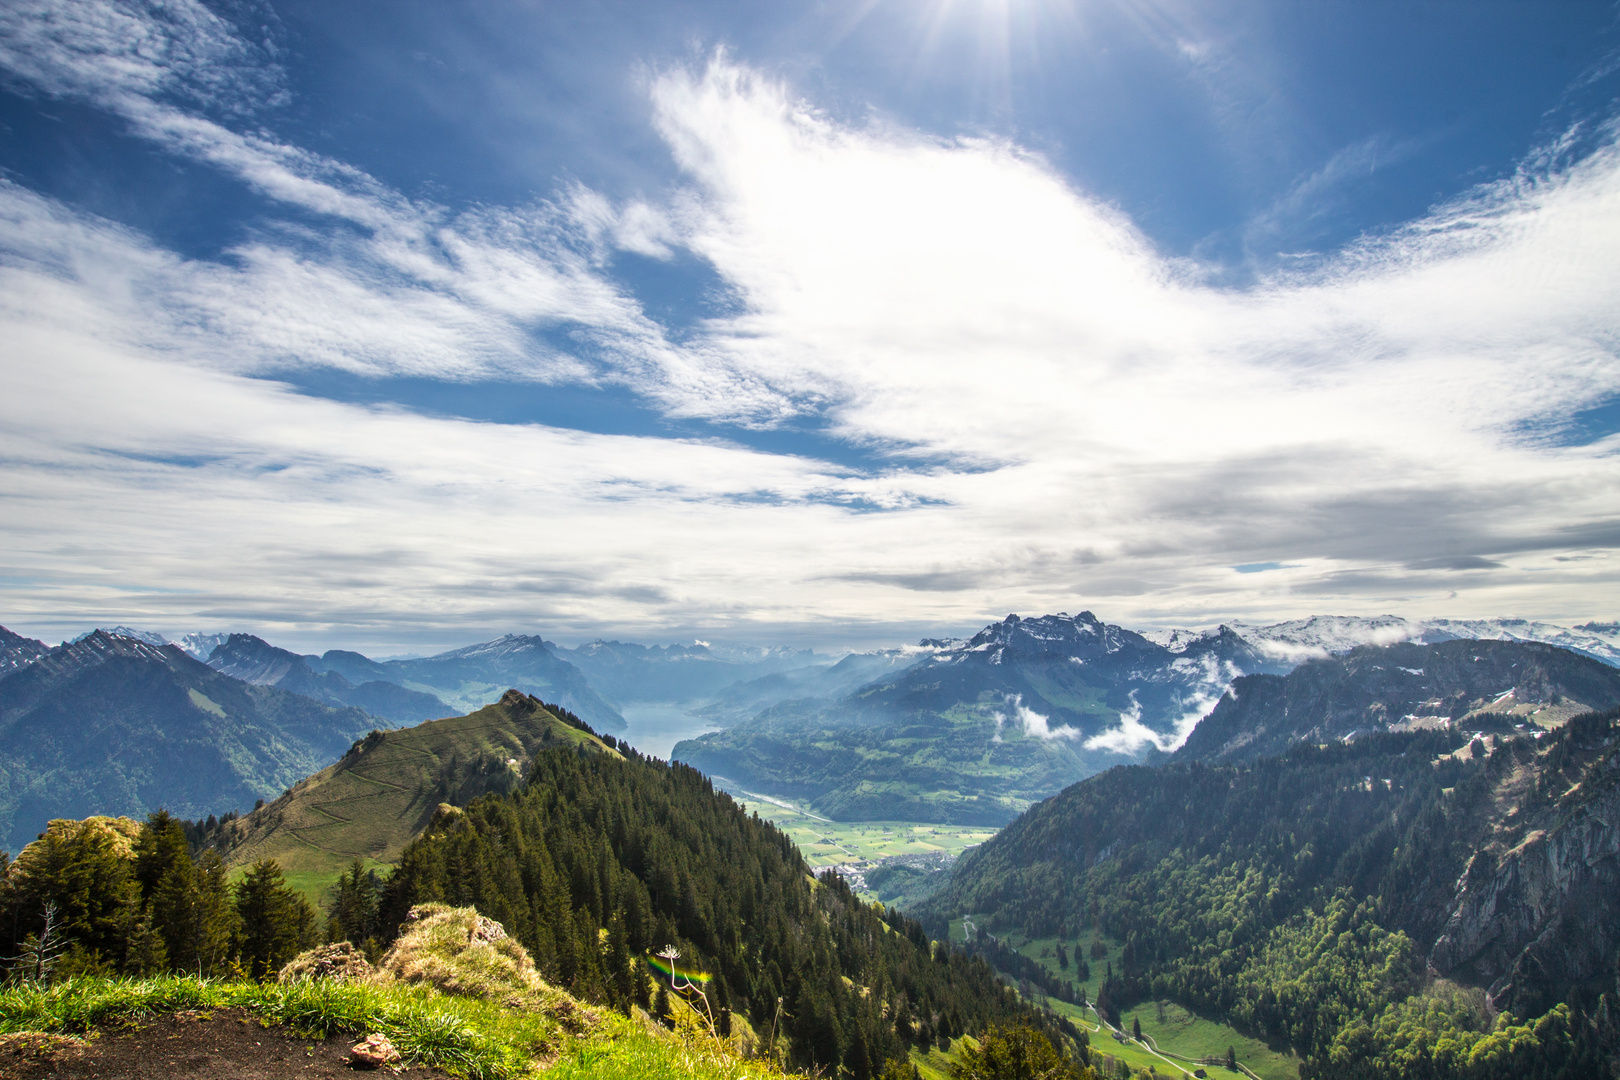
[1,0,1618,654]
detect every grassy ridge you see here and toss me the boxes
[213,691,619,903]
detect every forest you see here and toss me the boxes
[370,738,1083,1076]
[924,713,1620,1078]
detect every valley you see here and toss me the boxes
[945,921,1302,1080]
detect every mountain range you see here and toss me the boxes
[4,610,1616,844]
[0,632,376,853]
[206,633,451,725]
[2,606,1617,1078]
[672,611,1289,823]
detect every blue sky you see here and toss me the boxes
[1,0,1618,652]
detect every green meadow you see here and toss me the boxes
[948,921,1300,1080]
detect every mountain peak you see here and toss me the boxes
[0,625,50,677]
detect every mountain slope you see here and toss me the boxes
[306,634,625,733]
[210,690,616,882]
[675,611,1286,823]
[379,737,1083,1076]
[1173,639,1620,764]
[0,632,376,853]
[207,633,448,725]
[922,702,1620,1077]
[0,625,49,677]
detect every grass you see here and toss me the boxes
[0,975,548,1079]
[0,974,794,1080]
[546,1022,786,1080]
[946,921,1300,1080]
[1123,1000,1297,1080]
[909,1035,971,1079]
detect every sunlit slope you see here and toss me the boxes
[214,689,619,881]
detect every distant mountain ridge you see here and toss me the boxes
[693,648,920,725]
[207,633,449,725]
[1173,638,1620,764]
[674,611,1290,823]
[0,631,376,852]
[1150,614,1620,667]
[548,638,821,705]
[310,634,626,733]
[0,625,48,677]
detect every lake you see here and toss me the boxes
[615,701,721,761]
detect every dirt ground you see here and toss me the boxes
[0,1008,458,1079]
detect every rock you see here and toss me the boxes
[1429,776,1620,1014]
[470,914,507,943]
[278,941,373,982]
[348,1033,401,1069]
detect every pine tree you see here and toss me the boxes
[234,859,317,980]
[328,859,380,954]
[133,811,189,901]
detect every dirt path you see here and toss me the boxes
[1,1008,456,1079]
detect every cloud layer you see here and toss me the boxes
[0,3,1616,651]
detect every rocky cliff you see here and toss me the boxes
[1428,711,1620,1017]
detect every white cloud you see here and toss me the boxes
[1006,695,1081,741]
[0,13,1617,650]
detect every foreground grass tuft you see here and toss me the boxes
[0,975,546,1079]
[0,974,799,1079]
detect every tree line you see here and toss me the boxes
[0,811,317,981]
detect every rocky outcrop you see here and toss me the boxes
[1429,741,1620,1016]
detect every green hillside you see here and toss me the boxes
[377,738,1083,1077]
[210,690,618,893]
[923,708,1620,1079]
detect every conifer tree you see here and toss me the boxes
[234,859,318,979]
[328,859,380,954]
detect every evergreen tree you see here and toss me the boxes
[133,810,189,901]
[953,1023,1090,1080]
[234,859,318,980]
[0,819,138,966]
[327,859,380,954]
